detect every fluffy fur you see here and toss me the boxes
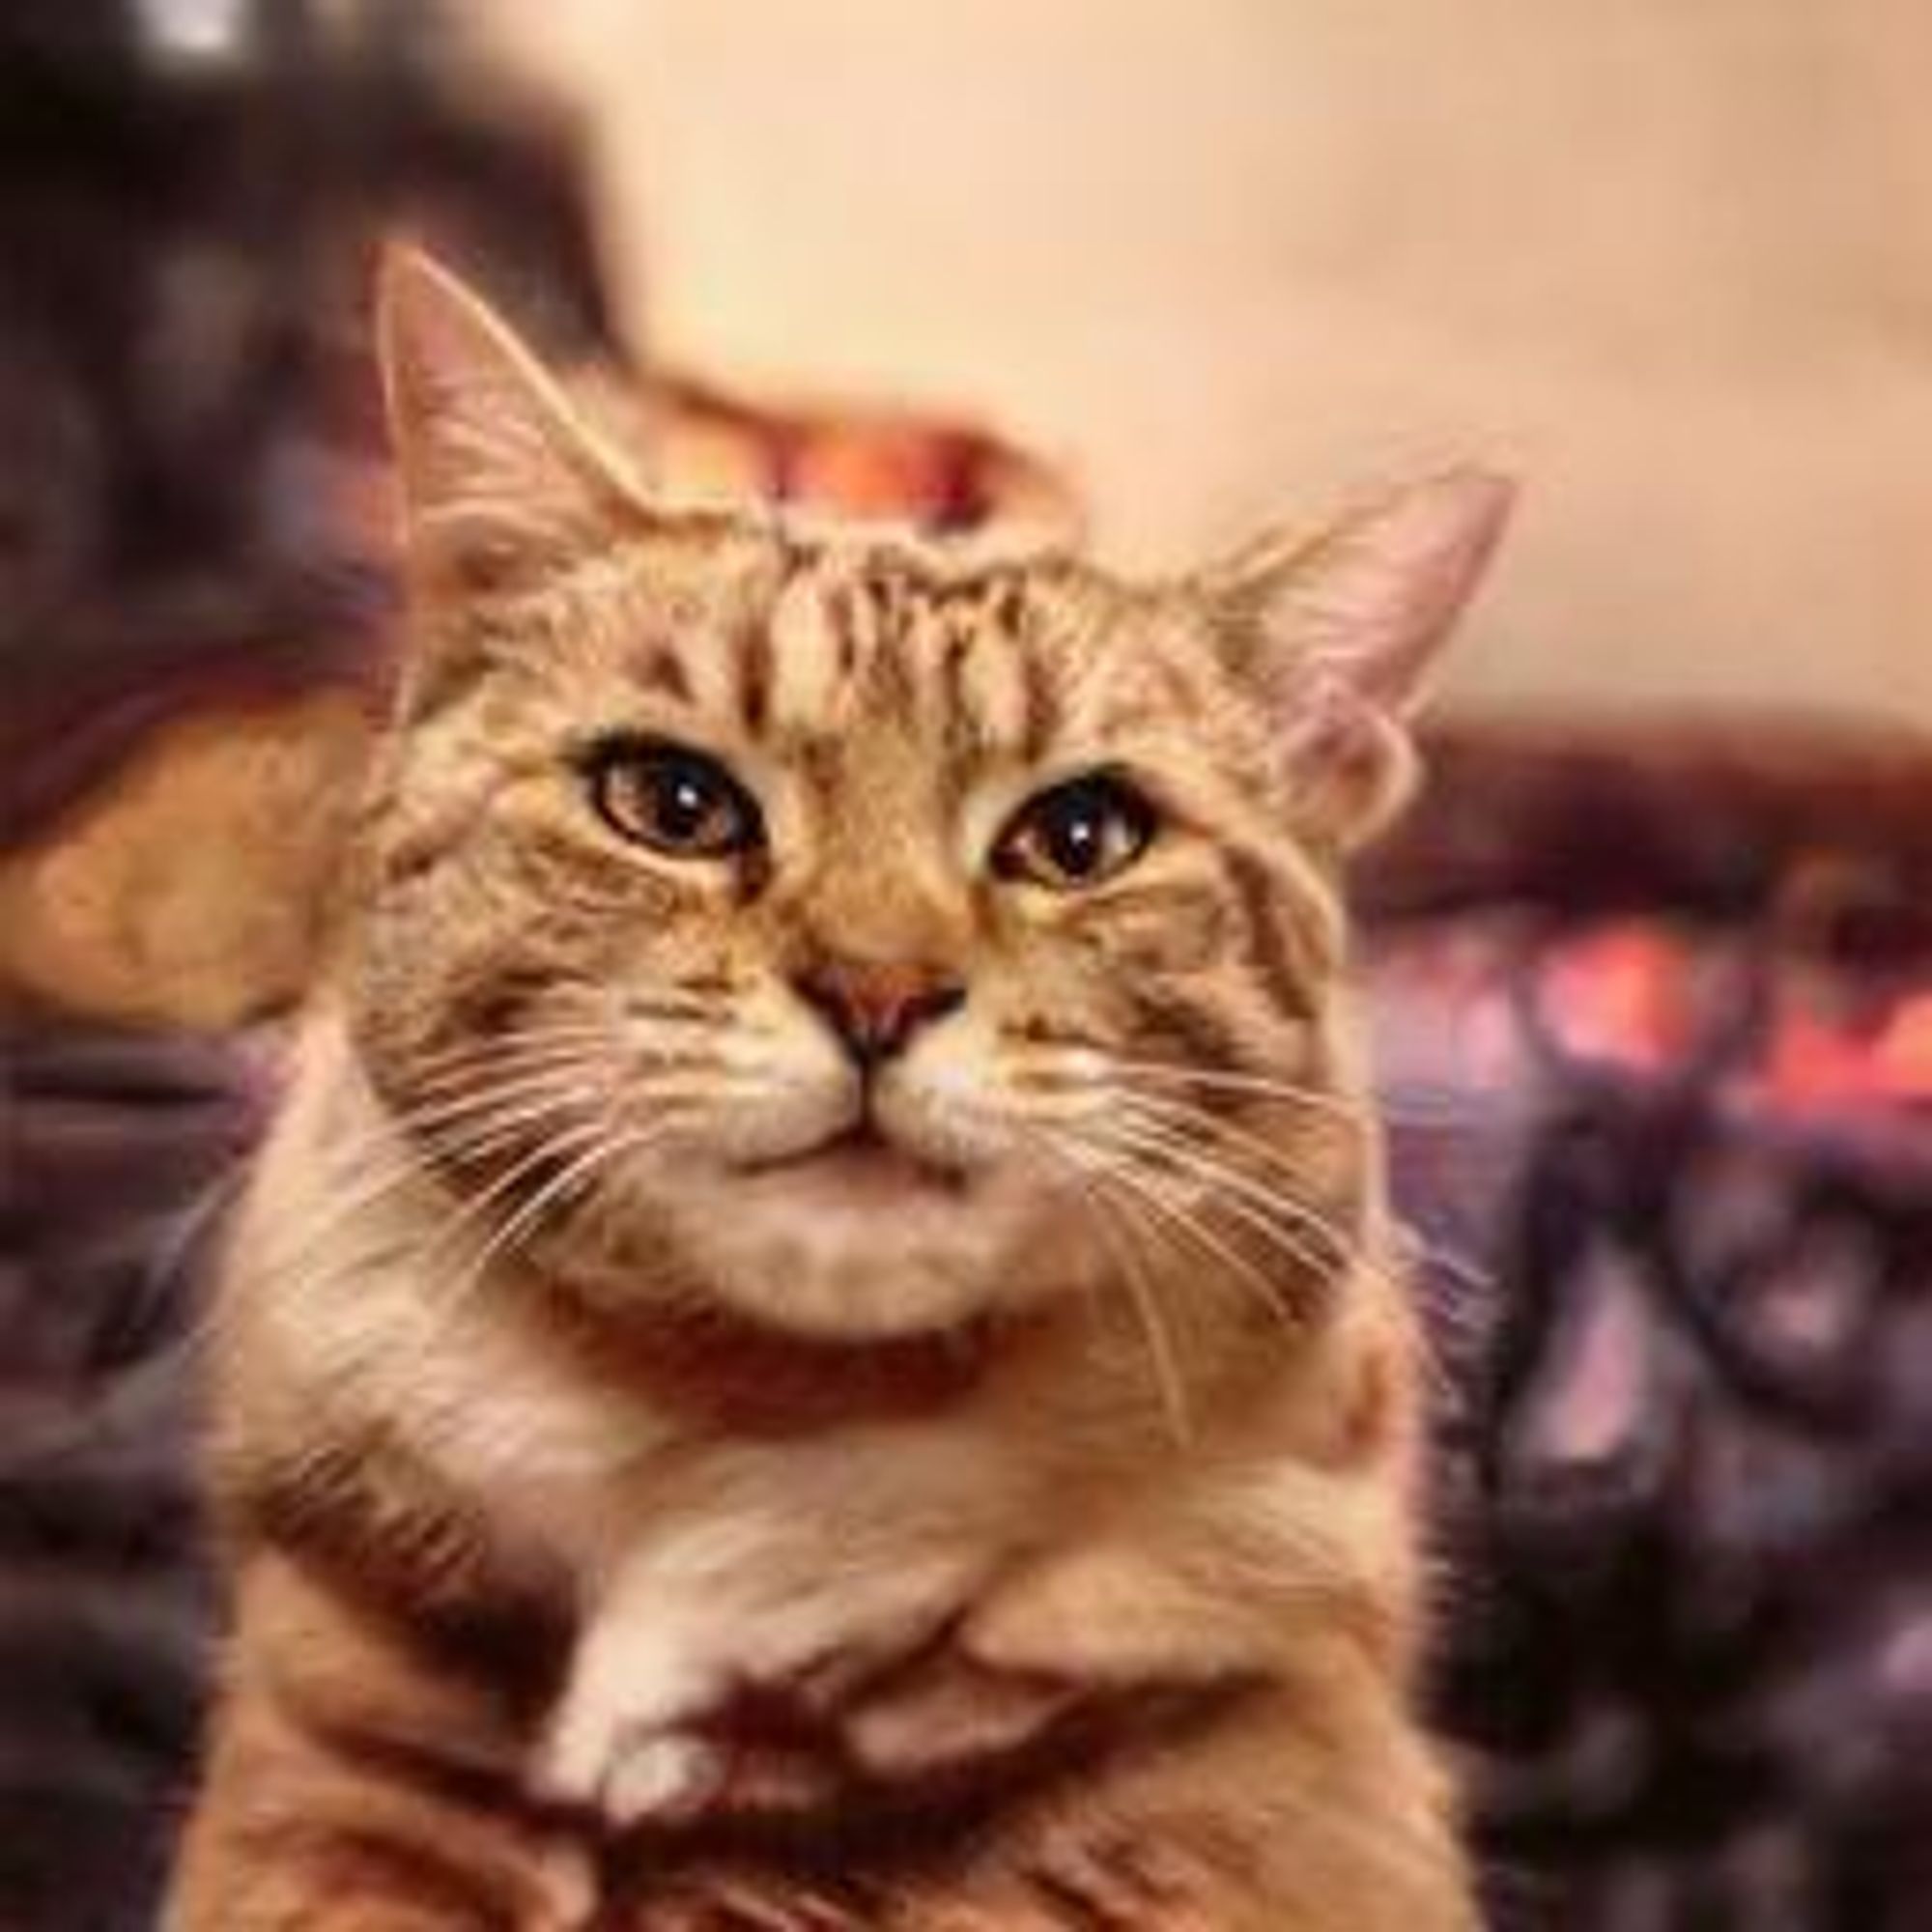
[166,250,1511,1929]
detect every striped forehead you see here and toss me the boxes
[759,549,1078,761]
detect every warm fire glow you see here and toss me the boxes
[1542,926,1695,1072]
[1764,996,1932,1108]
[1540,921,1932,1111]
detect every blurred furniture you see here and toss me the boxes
[1369,727,1932,1931]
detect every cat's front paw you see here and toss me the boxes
[540,1698,848,1829]
[537,1700,727,1828]
[534,1619,736,1829]
[536,1641,846,1828]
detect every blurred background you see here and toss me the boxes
[1,4,1926,1927]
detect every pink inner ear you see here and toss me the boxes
[377,247,509,469]
[375,246,655,594]
[1285,669,1382,766]
[1289,468,1516,718]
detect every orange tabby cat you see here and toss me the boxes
[165,249,1511,1930]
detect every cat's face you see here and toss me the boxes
[352,251,1510,1342]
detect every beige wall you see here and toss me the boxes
[486,1,1932,724]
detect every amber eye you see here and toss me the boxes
[993,772,1157,891]
[585,738,763,859]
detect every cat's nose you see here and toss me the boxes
[793,957,967,1067]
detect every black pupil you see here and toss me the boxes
[655,763,718,840]
[1047,799,1107,874]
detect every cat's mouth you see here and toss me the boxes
[740,1120,970,1198]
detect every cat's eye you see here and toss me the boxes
[585,738,763,859]
[993,772,1157,891]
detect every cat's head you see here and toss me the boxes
[350,249,1510,1343]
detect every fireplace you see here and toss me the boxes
[1368,725,1932,1929]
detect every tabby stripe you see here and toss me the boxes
[240,1444,570,1712]
[825,579,861,682]
[1023,1868,1126,1930]
[1017,638,1059,761]
[867,581,919,721]
[939,628,977,752]
[286,1822,525,1927]
[281,1697,539,1837]
[736,617,775,734]
[630,641,694,704]
[990,573,1028,636]
[1129,984,1248,1089]
[1224,848,1318,1018]
[403,637,495,726]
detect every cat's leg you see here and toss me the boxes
[839,1478,1465,1927]
[167,1554,591,1932]
[844,1461,1409,1780]
[900,1662,1476,1932]
[838,1646,1087,1782]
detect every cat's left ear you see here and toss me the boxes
[376,242,648,600]
[1204,469,1515,848]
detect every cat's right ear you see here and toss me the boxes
[1202,469,1514,849]
[376,243,646,602]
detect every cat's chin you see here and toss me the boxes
[702,1261,999,1343]
[662,1159,1065,1343]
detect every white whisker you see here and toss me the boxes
[1095,1111,1347,1277]
[1076,1054,1473,1132]
[1030,1130,1196,1445]
[385,1065,613,1136]
[1043,1122,1304,1332]
[394,1032,650,1101]
[1105,1094,1360,1262]
[266,1092,587,1275]
[426,1119,675,1321]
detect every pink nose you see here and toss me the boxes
[793,958,967,1065]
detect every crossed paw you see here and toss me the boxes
[534,1619,1081,1832]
